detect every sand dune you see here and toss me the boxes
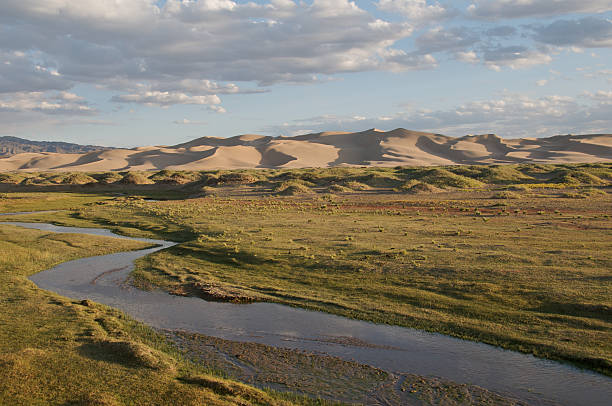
[1,129,611,172]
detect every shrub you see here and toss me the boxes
[327,184,352,193]
[561,188,608,198]
[51,173,97,185]
[451,165,534,184]
[217,172,260,185]
[149,170,199,185]
[344,181,371,191]
[550,169,607,186]
[357,172,402,187]
[492,191,521,199]
[273,181,313,195]
[118,172,154,185]
[0,173,25,184]
[92,172,123,184]
[398,180,442,194]
[415,168,485,188]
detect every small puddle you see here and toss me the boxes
[2,219,612,406]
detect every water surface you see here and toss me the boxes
[3,219,612,406]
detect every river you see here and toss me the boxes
[2,218,611,406]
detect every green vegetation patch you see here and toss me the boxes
[1,162,612,380]
[0,223,313,406]
[551,168,607,185]
[49,172,98,185]
[119,172,155,185]
[412,168,486,188]
[150,170,202,185]
[106,188,611,376]
[91,171,124,184]
[273,181,314,196]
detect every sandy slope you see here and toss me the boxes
[1,129,611,171]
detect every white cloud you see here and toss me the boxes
[208,105,227,114]
[536,79,548,86]
[1,0,610,135]
[112,91,221,107]
[378,50,438,71]
[265,93,612,138]
[467,1,612,20]
[483,46,552,70]
[415,26,480,53]
[159,80,243,95]
[584,90,612,103]
[0,91,94,115]
[0,0,430,112]
[377,0,450,24]
[309,0,363,18]
[455,51,479,63]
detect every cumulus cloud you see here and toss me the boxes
[532,17,612,48]
[415,26,480,53]
[584,90,612,103]
[0,0,448,118]
[483,46,552,70]
[108,79,256,108]
[1,0,421,86]
[1,0,610,137]
[112,91,221,107]
[455,51,479,63]
[208,105,228,114]
[467,0,612,20]
[266,93,611,137]
[379,50,438,71]
[377,0,451,24]
[0,91,94,115]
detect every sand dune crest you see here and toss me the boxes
[1,129,610,171]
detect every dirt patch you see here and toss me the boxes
[170,282,257,304]
[164,329,529,406]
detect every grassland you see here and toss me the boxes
[1,163,611,379]
[0,222,322,405]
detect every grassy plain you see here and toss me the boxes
[0,222,320,405]
[1,163,611,378]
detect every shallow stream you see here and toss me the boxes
[3,218,612,406]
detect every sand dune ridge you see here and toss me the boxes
[1,129,610,171]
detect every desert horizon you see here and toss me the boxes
[2,128,611,172]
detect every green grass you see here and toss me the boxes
[0,192,113,212]
[0,223,322,406]
[120,191,612,376]
[1,163,611,378]
[2,163,611,190]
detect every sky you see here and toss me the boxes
[0,0,611,147]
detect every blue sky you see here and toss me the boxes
[0,0,610,147]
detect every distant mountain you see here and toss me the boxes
[0,136,112,157]
[0,129,611,171]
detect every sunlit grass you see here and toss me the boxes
[1,163,611,377]
[0,224,320,405]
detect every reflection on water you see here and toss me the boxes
[3,220,612,406]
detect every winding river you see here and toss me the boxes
[2,216,612,406]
